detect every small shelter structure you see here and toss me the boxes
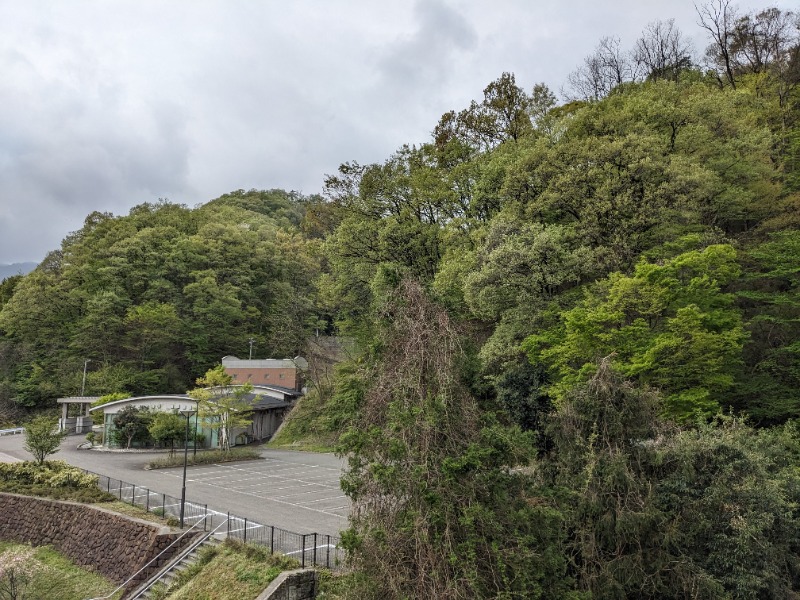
[57,396,101,434]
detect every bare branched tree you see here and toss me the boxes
[730,7,796,75]
[696,0,739,88]
[340,280,548,598]
[634,19,695,81]
[566,36,636,101]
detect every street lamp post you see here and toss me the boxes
[193,412,199,458]
[81,359,92,396]
[179,408,197,528]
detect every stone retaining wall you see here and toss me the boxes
[0,493,198,587]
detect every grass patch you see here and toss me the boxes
[101,501,178,526]
[316,570,380,600]
[160,539,299,600]
[269,363,365,453]
[268,388,338,453]
[0,542,120,600]
[146,448,262,469]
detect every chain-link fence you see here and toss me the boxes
[84,468,346,570]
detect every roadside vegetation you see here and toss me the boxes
[268,375,362,453]
[0,541,120,600]
[146,447,261,469]
[23,415,66,464]
[0,460,114,503]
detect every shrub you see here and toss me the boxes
[146,448,261,469]
[0,461,113,503]
[23,415,67,465]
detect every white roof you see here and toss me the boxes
[57,396,102,404]
[88,384,299,413]
[222,356,307,369]
[88,395,195,413]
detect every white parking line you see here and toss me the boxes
[303,495,348,505]
[149,456,350,519]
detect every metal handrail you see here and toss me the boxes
[0,427,24,436]
[125,518,230,600]
[84,514,207,600]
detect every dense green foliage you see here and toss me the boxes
[0,189,322,412]
[111,405,154,449]
[0,460,114,503]
[1,5,800,597]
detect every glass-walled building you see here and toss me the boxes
[88,385,298,449]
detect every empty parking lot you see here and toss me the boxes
[0,434,349,536]
[153,451,349,532]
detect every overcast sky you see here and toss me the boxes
[0,0,793,264]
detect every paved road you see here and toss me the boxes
[0,434,349,537]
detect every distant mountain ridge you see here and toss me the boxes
[0,262,36,280]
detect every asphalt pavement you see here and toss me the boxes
[0,434,349,537]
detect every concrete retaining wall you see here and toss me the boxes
[0,493,197,587]
[256,569,317,600]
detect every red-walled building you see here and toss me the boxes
[221,355,308,392]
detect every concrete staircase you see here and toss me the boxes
[125,533,221,599]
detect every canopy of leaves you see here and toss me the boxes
[0,191,323,409]
[524,245,746,421]
[189,365,254,451]
[23,415,67,465]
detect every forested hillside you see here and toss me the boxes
[2,3,800,597]
[0,189,323,415]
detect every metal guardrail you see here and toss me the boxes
[79,467,346,571]
[0,427,24,436]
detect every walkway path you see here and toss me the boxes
[0,435,349,536]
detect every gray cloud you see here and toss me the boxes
[377,0,478,90]
[0,0,795,263]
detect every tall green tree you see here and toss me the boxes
[189,365,253,451]
[525,245,746,420]
[339,280,571,599]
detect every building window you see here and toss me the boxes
[279,373,285,379]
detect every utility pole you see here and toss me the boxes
[248,337,255,360]
[81,359,92,396]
